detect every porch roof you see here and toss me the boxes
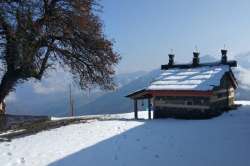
[126,89,213,99]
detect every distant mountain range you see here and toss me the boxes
[75,54,250,116]
[75,69,161,116]
[6,70,147,116]
[6,54,250,116]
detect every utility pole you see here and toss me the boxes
[69,84,74,116]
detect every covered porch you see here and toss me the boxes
[126,89,216,120]
[126,89,153,120]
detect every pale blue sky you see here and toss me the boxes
[100,0,250,73]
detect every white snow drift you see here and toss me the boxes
[0,102,250,166]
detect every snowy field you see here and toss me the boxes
[1,101,250,166]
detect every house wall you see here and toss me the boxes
[154,96,210,107]
[211,73,235,109]
[210,87,235,109]
[0,102,5,114]
[153,96,220,119]
[152,72,236,119]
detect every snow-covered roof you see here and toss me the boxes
[147,65,230,91]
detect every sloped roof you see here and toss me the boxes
[147,65,232,91]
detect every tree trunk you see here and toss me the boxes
[0,71,19,104]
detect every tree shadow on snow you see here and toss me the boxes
[47,120,185,166]
[47,118,250,166]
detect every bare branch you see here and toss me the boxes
[0,0,120,103]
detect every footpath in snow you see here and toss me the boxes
[0,101,250,166]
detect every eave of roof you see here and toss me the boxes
[126,89,214,99]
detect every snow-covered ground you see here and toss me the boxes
[1,101,250,166]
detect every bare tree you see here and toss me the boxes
[0,0,120,107]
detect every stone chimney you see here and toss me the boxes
[168,53,175,66]
[192,51,200,67]
[221,49,227,64]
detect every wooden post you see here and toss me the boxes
[148,98,151,120]
[134,99,138,119]
[69,84,74,116]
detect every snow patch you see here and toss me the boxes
[235,100,250,106]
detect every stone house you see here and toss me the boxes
[126,49,237,119]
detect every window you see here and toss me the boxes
[186,101,193,105]
[217,92,227,98]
